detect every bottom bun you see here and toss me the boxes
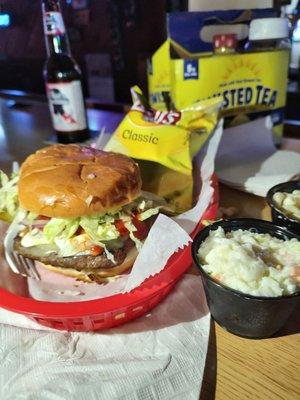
[40,247,138,284]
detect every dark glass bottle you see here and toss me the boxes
[41,0,89,143]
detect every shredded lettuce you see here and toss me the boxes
[21,228,51,247]
[27,212,38,221]
[138,207,159,221]
[44,218,80,242]
[0,170,19,221]
[80,215,119,242]
[75,215,119,262]
[54,237,83,257]
[20,196,160,257]
[138,200,146,211]
[103,247,117,264]
[97,223,119,241]
[123,220,143,251]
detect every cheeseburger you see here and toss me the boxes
[11,144,161,283]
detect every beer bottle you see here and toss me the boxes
[41,0,89,143]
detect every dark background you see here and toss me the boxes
[0,0,188,102]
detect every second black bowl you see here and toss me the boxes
[266,180,300,235]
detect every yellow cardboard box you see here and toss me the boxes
[148,33,289,143]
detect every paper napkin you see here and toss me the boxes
[0,274,210,400]
[216,117,300,197]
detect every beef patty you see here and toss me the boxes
[13,236,134,271]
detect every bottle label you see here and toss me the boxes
[43,12,65,35]
[46,81,87,132]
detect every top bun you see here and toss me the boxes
[19,144,141,218]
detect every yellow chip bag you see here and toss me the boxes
[105,87,220,212]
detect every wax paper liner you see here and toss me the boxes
[24,121,223,301]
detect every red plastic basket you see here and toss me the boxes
[0,176,218,331]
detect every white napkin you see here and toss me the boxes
[0,274,210,400]
[216,117,300,197]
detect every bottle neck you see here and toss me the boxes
[45,35,70,56]
[41,0,71,56]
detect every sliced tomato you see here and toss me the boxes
[90,245,104,256]
[75,227,85,235]
[115,219,129,236]
[132,217,149,240]
[37,215,51,220]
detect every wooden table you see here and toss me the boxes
[0,99,299,400]
[199,183,300,400]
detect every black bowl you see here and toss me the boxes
[191,218,300,339]
[266,180,300,235]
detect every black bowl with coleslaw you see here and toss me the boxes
[266,180,300,235]
[191,218,300,339]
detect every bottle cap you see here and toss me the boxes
[213,34,238,50]
[249,18,289,41]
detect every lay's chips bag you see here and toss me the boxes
[105,87,220,212]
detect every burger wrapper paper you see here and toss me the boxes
[23,120,223,300]
[0,121,223,301]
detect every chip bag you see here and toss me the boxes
[105,87,220,212]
